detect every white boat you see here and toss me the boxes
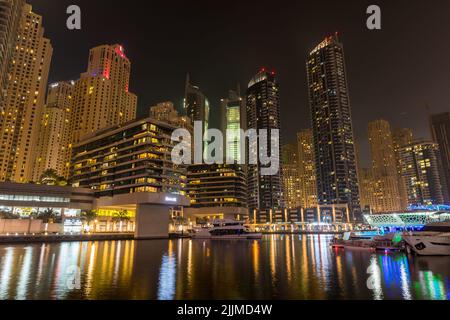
[191,219,262,240]
[403,222,450,256]
[331,231,404,251]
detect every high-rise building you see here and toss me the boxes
[149,101,192,131]
[297,129,317,208]
[367,119,402,212]
[185,164,248,219]
[184,74,209,132]
[220,89,245,163]
[0,4,52,182]
[393,128,414,150]
[70,117,187,197]
[282,144,301,209]
[359,167,377,213]
[392,127,414,209]
[69,44,137,145]
[246,69,283,211]
[33,81,74,180]
[150,101,179,122]
[306,34,360,219]
[399,140,446,206]
[85,44,137,125]
[0,0,24,108]
[430,112,450,203]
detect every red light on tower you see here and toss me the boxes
[261,67,266,72]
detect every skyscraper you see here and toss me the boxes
[33,81,74,180]
[358,167,378,213]
[86,44,137,125]
[220,89,245,163]
[0,0,24,109]
[184,74,209,133]
[149,101,192,130]
[0,4,52,182]
[183,89,248,221]
[297,129,317,208]
[282,144,301,209]
[69,44,137,145]
[399,140,446,206]
[393,127,414,209]
[430,112,450,203]
[246,69,283,211]
[367,119,402,212]
[306,34,360,219]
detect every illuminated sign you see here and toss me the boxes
[165,196,177,203]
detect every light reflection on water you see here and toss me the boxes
[0,235,449,300]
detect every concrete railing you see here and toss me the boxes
[0,219,63,234]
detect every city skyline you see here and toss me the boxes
[1,1,448,214]
[27,0,450,167]
[1,1,450,305]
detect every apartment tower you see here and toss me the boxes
[246,69,283,211]
[0,0,24,109]
[0,4,52,182]
[33,81,74,180]
[297,129,318,208]
[70,44,137,145]
[367,119,402,212]
[306,34,360,219]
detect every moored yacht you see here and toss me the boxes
[191,219,262,240]
[403,222,450,256]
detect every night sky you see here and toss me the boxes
[29,0,450,167]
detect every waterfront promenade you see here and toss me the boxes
[0,233,134,244]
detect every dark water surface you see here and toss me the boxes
[0,235,449,300]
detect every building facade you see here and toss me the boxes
[392,127,414,209]
[184,74,209,133]
[399,140,446,206]
[281,144,301,209]
[0,0,24,109]
[69,44,137,146]
[70,117,187,198]
[149,101,192,131]
[306,34,360,219]
[367,119,402,212]
[430,112,450,203]
[359,167,377,213]
[185,164,248,219]
[33,81,74,180]
[220,90,245,163]
[297,129,317,208]
[0,4,52,182]
[246,69,283,211]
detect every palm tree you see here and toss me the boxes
[37,208,57,223]
[113,210,130,232]
[40,169,68,186]
[80,210,98,233]
[80,210,98,224]
[40,169,59,185]
[0,210,17,220]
